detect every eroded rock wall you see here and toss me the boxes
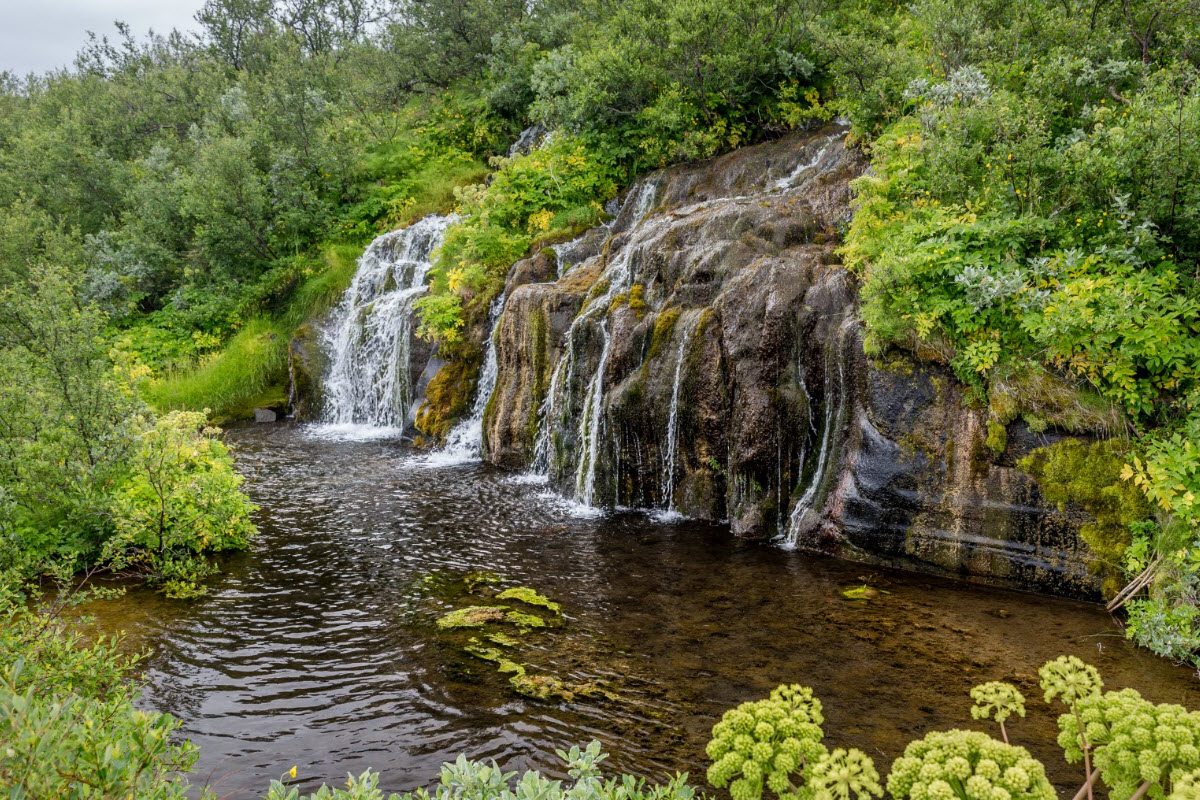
[479,125,1102,597]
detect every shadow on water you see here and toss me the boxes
[85,423,1200,798]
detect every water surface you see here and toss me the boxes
[91,423,1200,797]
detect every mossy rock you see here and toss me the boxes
[495,587,561,614]
[486,631,521,648]
[505,610,547,630]
[464,570,504,592]
[1019,438,1153,596]
[415,356,480,440]
[437,606,510,630]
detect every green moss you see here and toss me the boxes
[415,355,480,440]
[505,610,547,630]
[437,605,510,629]
[648,307,681,362]
[1019,438,1154,596]
[495,587,561,614]
[985,420,1008,456]
[486,631,521,648]
[510,672,576,701]
[608,291,628,314]
[628,284,647,318]
[989,362,1122,434]
[464,570,503,592]
[841,585,889,600]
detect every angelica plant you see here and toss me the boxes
[1171,769,1200,800]
[1058,687,1200,800]
[808,748,883,800]
[970,683,1026,744]
[1041,656,1104,799]
[706,685,880,800]
[887,729,1055,800]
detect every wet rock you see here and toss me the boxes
[470,124,1104,599]
[504,249,557,296]
[253,407,277,423]
[287,323,326,420]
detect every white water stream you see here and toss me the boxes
[317,214,454,436]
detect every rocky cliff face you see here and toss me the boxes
[482,125,1103,598]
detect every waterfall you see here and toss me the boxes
[427,294,507,464]
[660,311,699,513]
[318,214,455,433]
[528,178,662,495]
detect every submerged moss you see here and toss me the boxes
[505,610,547,630]
[437,606,509,629]
[842,585,889,600]
[486,631,521,648]
[495,587,561,614]
[465,570,503,592]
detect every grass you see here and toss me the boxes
[144,245,361,420]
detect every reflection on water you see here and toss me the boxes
[87,423,1199,798]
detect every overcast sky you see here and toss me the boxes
[1,0,202,76]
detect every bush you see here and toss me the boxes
[103,410,258,596]
[0,568,199,797]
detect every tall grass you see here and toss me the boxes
[145,245,361,419]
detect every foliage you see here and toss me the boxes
[0,265,256,593]
[416,135,619,346]
[529,0,823,171]
[0,568,199,797]
[839,0,1200,665]
[103,411,257,596]
[266,742,698,800]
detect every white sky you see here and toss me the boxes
[0,0,202,76]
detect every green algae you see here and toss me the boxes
[505,610,547,630]
[841,585,890,601]
[486,631,521,648]
[495,587,561,614]
[437,605,509,629]
[464,570,504,592]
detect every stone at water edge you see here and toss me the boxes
[254,407,277,423]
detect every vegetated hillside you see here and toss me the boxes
[0,1,1197,656]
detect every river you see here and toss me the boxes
[90,423,1200,797]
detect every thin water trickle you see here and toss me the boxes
[660,311,699,513]
[319,214,455,431]
[425,294,507,466]
[784,335,850,548]
[530,178,662,495]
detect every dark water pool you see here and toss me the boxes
[88,423,1199,798]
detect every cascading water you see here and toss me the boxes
[773,131,842,191]
[570,181,671,506]
[319,214,455,433]
[529,179,662,493]
[427,295,507,464]
[782,317,853,548]
[660,311,700,514]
